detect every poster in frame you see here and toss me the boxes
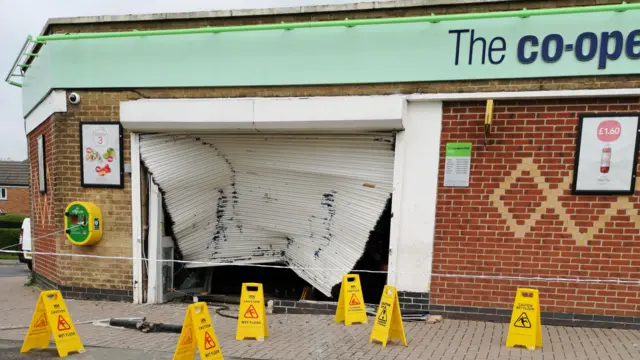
[37,134,46,193]
[572,113,640,195]
[80,122,124,188]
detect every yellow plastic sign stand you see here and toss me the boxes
[173,302,223,360]
[506,288,543,350]
[21,290,85,358]
[370,285,408,348]
[236,283,269,341]
[334,274,368,326]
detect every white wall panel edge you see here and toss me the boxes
[253,96,405,123]
[25,90,67,134]
[120,96,405,131]
[406,88,640,101]
[130,133,144,304]
[120,98,254,131]
[387,131,407,288]
[392,101,443,294]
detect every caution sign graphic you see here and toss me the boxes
[236,283,268,341]
[334,274,368,326]
[172,302,223,360]
[34,314,47,328]
[204,332,216,350]
[369,285,407,348]
[57,315,72,331]
[21,290,85,357]
[506,288,542,350]
[514,312,531,328]
[180,329,193,346]
[349,294,361,306]
[377,306,388,326]
[244,305,259,319]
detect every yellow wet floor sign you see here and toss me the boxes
[506,288,542,350]
[334,274,368,326]
[236,283,268,340]
[21,290,85,358]
[173,302,223,360]
[370,285,407,348]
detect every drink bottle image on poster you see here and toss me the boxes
[572,114,640,195]
[80,123,124,188]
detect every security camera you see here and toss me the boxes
[69,92,80,105]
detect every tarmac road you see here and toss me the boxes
[0,262,29,278]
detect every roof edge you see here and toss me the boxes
[39,0,514,36]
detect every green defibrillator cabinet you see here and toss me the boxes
[64,201,103,246]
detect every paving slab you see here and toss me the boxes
[0,273,639,360]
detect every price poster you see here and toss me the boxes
[80,123,124,188]
[573,113,640,195]
[444,142,472,187]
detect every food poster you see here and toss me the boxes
[81,123,122,187]
[573,114,640,194]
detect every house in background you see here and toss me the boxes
[0,161,30,215]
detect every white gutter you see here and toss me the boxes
[406,88,640,101]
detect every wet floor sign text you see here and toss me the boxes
[506,288,542,350]
[21,290,85,358]
[334,274,368,326]
[173,302,223,360]
[236,283,268,340]
[370,285,407,348]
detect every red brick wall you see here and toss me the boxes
[0,187,29,215]
[28,117,57,283]
[431,97,640,317]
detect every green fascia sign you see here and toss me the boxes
[22,9,640,116]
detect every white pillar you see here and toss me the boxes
[130,133,144,303]
[388,101,443,293]
[147,178,164,304]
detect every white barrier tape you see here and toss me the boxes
[0,243,20,251]
[0,226,84,251]
[2,249,639,286]
[1,226,84,252]
[29,225,83,242]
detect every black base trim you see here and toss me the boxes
[429,305,640,330]
[272,291,430,315]
[272,290,640,329]
[33,272,133,302]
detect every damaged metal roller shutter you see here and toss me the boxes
[139,133,394,296]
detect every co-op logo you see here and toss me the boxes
[449,29,640,69]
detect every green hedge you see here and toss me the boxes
[0,213,26,223]
[0,213,26,229]
[0,229,21,250]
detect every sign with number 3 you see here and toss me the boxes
[80,123,124,188]
[573,113,640,195]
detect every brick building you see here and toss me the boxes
[0,161,30,216]
[7,0,640,328]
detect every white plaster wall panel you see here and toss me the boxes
[388,101,442,293]
[139,133,394,296]
[25,90,67,134]
[120,98,254,132]
[120,96,405,132]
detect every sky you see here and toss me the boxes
[0,0,378,161]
